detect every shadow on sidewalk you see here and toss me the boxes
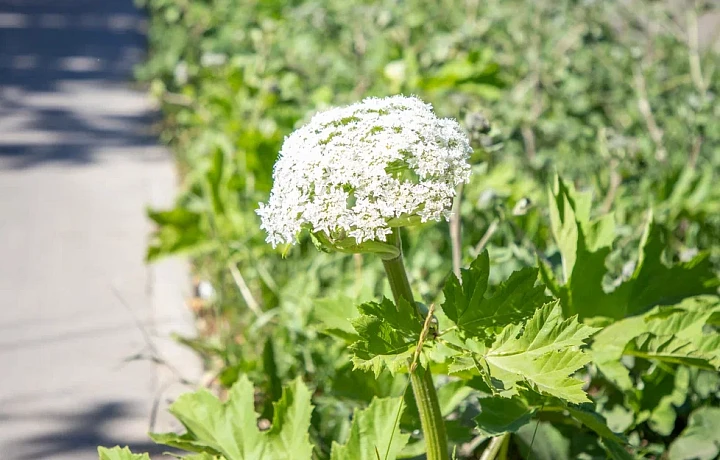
[0,0,160,169]
[0,401,175,459]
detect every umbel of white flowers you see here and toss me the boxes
[257,95,472,251]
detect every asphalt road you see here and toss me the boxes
[0,1,200,458]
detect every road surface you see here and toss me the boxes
[0,1,200,458]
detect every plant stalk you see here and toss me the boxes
[382,228,449,460]
[479,434,509,460]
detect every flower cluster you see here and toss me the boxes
[257,95,472,248]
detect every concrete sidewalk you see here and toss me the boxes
[0,1,201,459]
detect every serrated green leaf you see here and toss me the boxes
[627,217,720,315]
[644,306,714,339]
[592,297,720,385]
[447,354,480,379]
[265,379,315,459]
[153,375,314,460]
[491,348,592,403]
[475,396,535,435]
[625,333,717,370]
[547,176,719,321]
[460,302,598,404]
[330,397,409,460]
[97,447,151,460]
[546,177,619,319]
[489,301,598,357]
[349,315,416,377]
[484,302,597,403]
[548,177,583,280]
[357,297,421,335]
[695,335,720,367]
[441,250,550,339]
[668,407,720,460]
[331,364,406,402]
[165,377,261,459]
[349,297,421,377]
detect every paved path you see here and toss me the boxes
[0,1,200,458]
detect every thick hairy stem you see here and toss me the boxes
[382,228,449,460]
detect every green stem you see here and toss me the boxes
[479,434,509,460]
[381,228,449,460]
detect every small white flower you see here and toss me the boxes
[257,95,472,248]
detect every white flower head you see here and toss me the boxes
[257,95,472,249]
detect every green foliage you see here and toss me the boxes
[668,407,720,460]
[474,396,535,436]
[97,447,150,460]
[482,303,595,403]
[349,298,421,377]
[592,296,720,382]
[450,300,598,403]
[330,397,409,460]
[150,375,313,459]
[590,296,720,441]
[100,378,408,460]
[542,176,719,320]
[133,0,720,457]
[442,250,550,339]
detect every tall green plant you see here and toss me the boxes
[133,0,720,457]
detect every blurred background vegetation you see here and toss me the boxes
[136,0,719,457]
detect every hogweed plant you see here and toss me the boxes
[259,95,473,460]
[101,96,720,460]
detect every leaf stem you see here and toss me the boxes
[479,434,509,460]
[382,228,449,460]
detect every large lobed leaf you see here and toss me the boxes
[592,296,720,392]
[483,302,599,403]
[99,382,411,460]
[442,250,551,340]
[453,302,599,404]
[543,176,719,321]
[349,297,421,377]
[150,375,314,460]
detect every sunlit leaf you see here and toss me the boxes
[330,397,409,460]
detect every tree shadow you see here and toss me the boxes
[0,401,179,459]
[0,0,162,169]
